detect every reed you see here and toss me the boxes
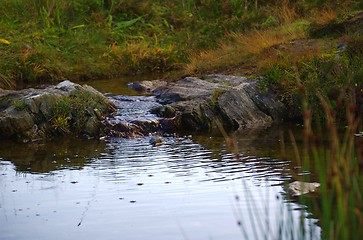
[299,92,363,239]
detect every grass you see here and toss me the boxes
[309,7,338,26]
[221,87,363,239]
[49,90,107,134]
[184,21,308,75]
[260,36,363,123]
[12,99,28,111]
[211,88,227,108]
[0,0,361,89]
[294,93,363,240]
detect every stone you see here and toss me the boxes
[128,80,167,93]
[152,74,286,132]
[0,81,116,142]
[288,181,320,197]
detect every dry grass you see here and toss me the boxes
[0,73,15,89]
[270,0,300,24]
[256,38,335,73]
[310,8,338,26]
[110,40,177,73]
[184,22,307,75]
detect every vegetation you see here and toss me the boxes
[12,99,28,111]
[261,38,363,122]
[0,0,361,89]
[211,88,227,107]
[0,1,362,238]
[50,91,107,134]
[290,94,363,240]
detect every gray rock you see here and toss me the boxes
[0,81,116,142]
[149,135,163,146]
[153,74,286,131]
[288,181,320,197]
[128,80,167,93]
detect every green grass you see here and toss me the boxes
[295,94,363,240]
[12,99,28,111]
[1,0,361,89]
[211,88,227,108]
[49,90,107,134]
[260,36,363,123]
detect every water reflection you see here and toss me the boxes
[0,137,105,173]
[0,130,320,240]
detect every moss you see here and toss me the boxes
[49,90,107,134]
[211,88,227,108]
[12,99,29,111]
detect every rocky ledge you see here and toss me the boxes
[145,74,287,132]
[0,80,116,142]
[0,74,288,142]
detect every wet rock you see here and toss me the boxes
[150,105,176,118]
[149,135,163,146]
[83,116,101,137]
[127,82,143,91]
[288,181,320,197]
[153,74,286,132]
[127,80,167,93]
[0,81,116,142]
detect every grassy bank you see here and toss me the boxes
[0,0,261,88]
[0,0,361,90]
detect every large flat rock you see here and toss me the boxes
[152,74,287,131]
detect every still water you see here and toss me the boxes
[0,78,320,240]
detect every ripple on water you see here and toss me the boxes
[0,132,320,240]
[82,136,293,187]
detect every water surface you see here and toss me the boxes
[0,78,320,240]
[0,131,320,240]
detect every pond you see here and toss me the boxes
[0,77,321,240]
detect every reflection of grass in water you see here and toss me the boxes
[238,99,361,239]
[219,89,363,239]
[298,94,363,240]
[231,179,319,240]
[217,120,319,239]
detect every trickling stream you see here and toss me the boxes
[0,78,321,240]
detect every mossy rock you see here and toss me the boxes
[0,80,116,142]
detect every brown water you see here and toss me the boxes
[0,78,320,240]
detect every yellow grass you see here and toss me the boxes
[270,0,299,24]
[310,8,338,26]
[185,22,307,75]
[0,73,15,89]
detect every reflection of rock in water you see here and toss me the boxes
[0,137,106,173]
